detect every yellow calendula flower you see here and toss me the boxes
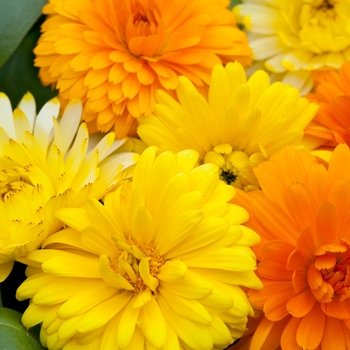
[137,62,319,191]
[34,0,252,138]
[0,92,138,281]
[234,0,350,93]
[17,146,262,350]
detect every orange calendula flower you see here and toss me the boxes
[305,61,350,148]
[231,144,350,349]
[35,0,252,139]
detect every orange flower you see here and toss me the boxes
[231,144,350,349]
[35,0,252,139]
[305,62,350,148]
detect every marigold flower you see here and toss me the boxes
[17,146,262,350]
[231,144,350,349]
[0,92,138,281]
[137,62,318,191]
[34,0,252,139]
[305,61,350,148]
[234,0,350,93]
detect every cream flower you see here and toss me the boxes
[234,0,350,93]
[0,92,138,281]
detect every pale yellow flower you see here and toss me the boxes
[235,0,350,93]
[0,92,138,281]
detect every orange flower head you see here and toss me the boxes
[35,0,252,138]
[232,144,350,349]
[305,61,350,148]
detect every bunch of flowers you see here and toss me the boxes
[1,0,350,349]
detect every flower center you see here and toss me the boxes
[204,143,260,191]
[298,0,350,54]
[107,237,165,294]
[132,6,157,37]
[125,0,164,57]
[308,243,350,303]
[0,167,32,201]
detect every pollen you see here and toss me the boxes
[109,237,166,294]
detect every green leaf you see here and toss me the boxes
[230,0,241,8]
[0,0,48,67]
[0,17,57,111]
[0,307,46,350]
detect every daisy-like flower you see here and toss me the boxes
[231,144,350,349]
[35,0,252,139]
[234,0,350,93]
[305,61,350,148]
[17,146,262,350]
[0,92,138,282]
[137,62,318,191]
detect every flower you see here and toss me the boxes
[34,0,252,139]
[234,0,350,93]
[305,61,350,148]
[0,92,138,282]
[17,146,262,350]
[137,62,318,191]
[231,144,350,349]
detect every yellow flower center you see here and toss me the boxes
[108,237,166,294]
[297,0,350,54]
[204,143,260,191]
[0,166,32,201]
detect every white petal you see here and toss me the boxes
[58,98,82,155]
[34,97,60,149]
[17,92,36,132]
[0,92,15,138]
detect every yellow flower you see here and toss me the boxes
[17,146,262,350]
[137,62,318,191]
[34,0,252,139]
[0,92,138,281]
[234,0,350,93]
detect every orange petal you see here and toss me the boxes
[250,316,290,350]
[286,289,316,317]
[296,303,325,349]
[286,182,317,232]
[321,317,347,349]
[295,226,317,261]
[314,253,336,270]
[329,144,350,183]
[315,202,339,246]
[287,249,310,272]
[281,316,302,350]
[292,270,309,294]
[263,287,296,321]
[258,257,292,281]
[321,297,350,319]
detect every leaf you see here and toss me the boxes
[0,0,47,67]
[230,0,241,8]
[0,17,57,111]
[0,307,46,350]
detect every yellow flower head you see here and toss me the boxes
[17,146,262,350]
[0,92,138,281]
[34,0,252,139]
[234,0,350,93]
[138,62,319,191]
